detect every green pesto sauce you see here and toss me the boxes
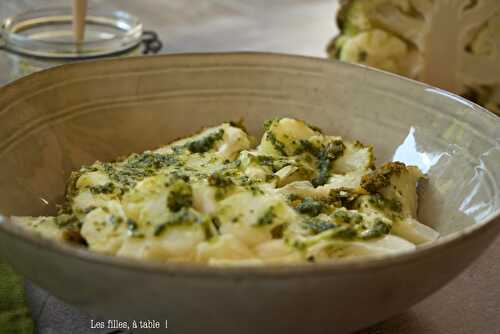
[187,129,225,153]
[109,215,123,226]
[368,194,402,213]
[89,182,115,195]
[302,209,390,241]
[254,154,274,166]
[208,171,234,188]
[54,119,408,256]
[295,139,319,156]
[247,185,265,196]
[154,208,202,237]
[167,179,193,212]
[311,141,345,187]
[331,225,358,239]
[361,162,406,193]
[294,139,345,187]
[125,152,178,170]
[270,224,285,239]
[55,214,79,228]
[303,217,337,234]
[229,120,247,133]
[361,219,391,240]
[256,207,275,226]
[329,188,359,208]
[208,171,236,200]
[295,197,325,217]
[101,153,179,190]
[252,155,290,173]
[358,51,368,62]
[263,118,281,131]
[266,131,287,156]
[333,210,363,224]
[126,218,139,233]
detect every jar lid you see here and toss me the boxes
[1,7,143,59]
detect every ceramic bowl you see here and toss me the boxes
[0,53,498,334]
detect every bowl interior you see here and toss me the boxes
[0,53,498,237]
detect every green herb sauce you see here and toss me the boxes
[187,129,225,153]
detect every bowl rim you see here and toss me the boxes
[0,51,499,278]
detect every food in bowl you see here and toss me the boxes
[11,118,439,265]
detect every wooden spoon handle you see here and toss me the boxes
[72,0,88,43]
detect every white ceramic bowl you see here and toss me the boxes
[0,53,498,334]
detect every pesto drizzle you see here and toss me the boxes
[186,129,224,153]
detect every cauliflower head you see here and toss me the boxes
[328,0,500,114]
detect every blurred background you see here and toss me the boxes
[0,0,338,85]
[0,1,499,334]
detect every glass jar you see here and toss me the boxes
[0,7,162,82]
